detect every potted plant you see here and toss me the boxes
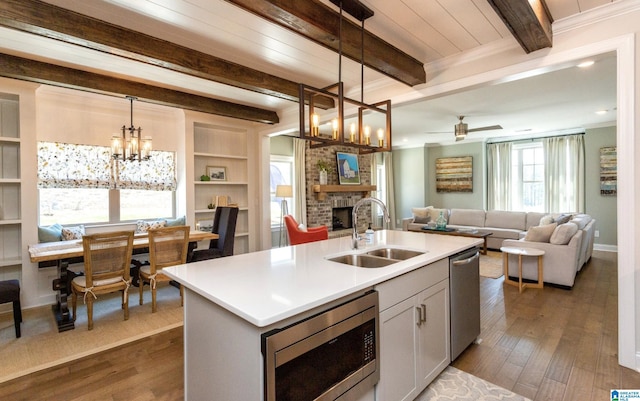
[317,159,330,185]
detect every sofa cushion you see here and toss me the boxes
[524,223,557,243]
[449,209,485,227]
[569,216,589,230]
[485,210,526,231]
[550,222,579,245]
[429,208,449,223]
[526,212,547,230]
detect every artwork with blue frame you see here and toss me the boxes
[336,152,360,185]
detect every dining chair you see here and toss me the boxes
[139,225,190,312]
[284,215,328,245]
[0,279,22,338]
[189,206,239,262]
[71,231,134,330]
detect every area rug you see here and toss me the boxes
[0,283,183,384]
[417,366,531,401]
[480,251,504,279]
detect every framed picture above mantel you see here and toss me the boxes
[336,152,360,185]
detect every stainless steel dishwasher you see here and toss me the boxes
[449,247,481,361]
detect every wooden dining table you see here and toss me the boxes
[29,230,218,332]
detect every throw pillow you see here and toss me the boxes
[297,223,307,232]
[61,225,85,241]
[414,216,430,224]
[38,223,63,243]
[550,222,578,245]
[165,216,186,227]
[539,215,554,226]
[136,220,167,234]
[524,223,557,243]
[554,213,572,225]
[411,207,431,219]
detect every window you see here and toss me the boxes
[270,156,294,227]
[37,141,176,225]
[511,142,544,212]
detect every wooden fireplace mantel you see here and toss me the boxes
[312,185,377,201]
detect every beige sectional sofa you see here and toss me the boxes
[402,208,546,249]
[402,207,596,288]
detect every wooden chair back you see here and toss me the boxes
[82,231,134,287]
[148,225,190,274]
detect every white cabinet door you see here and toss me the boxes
[378,296,419,401]
[416,279,450,389]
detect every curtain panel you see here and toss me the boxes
[487,142,512,210]
[543,135,585,213]
[37,141,176,191]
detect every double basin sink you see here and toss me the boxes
[327,247,425,268]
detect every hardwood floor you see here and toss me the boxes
[0,327,184,401]
[454,250,640,400]
[2,250,638,401]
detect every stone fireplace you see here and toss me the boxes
[304,144,373,236]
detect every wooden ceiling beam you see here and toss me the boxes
[224,0,426,86]
[487,0,553,53]
[0,53,279,124]
[0,0,333,109]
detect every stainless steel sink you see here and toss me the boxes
[327,247,425,268]
[327,254,398,268]
[366,248,424,260]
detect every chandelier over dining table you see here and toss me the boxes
[298,0,392,153]
[111,95,152,161]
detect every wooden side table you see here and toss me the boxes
[500,246,545,293]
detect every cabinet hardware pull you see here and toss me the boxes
[421,304,427,323]
[416,307,423,326]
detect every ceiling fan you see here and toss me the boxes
[426,116,503,141]
[452,116,503,141]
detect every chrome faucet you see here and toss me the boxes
[352,197,391,249]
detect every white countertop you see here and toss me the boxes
[163,230,482,327]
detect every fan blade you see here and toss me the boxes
[467,125,503,133]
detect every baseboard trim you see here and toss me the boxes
[594,244,618,252]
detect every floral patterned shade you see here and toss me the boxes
[38,141,176,191]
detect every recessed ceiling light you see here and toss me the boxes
[595,110,607,115]
[402,138,408,142]
[577,60,595,68]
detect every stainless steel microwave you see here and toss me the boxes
[261,291,379,401]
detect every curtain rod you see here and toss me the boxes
[486,129,585,144]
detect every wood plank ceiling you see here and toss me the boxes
[0,0,617,126]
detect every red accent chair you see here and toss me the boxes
[284,215,328,245]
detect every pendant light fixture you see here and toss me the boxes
[298,0,392,153]
[111,96,152,161]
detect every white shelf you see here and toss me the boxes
[194,152,248,160]
[194,181,248,186]
[195,207,248,214]
[0,219,21,225]
[0,178,20,184]
[0,136,20,143]
[0,258,21,267]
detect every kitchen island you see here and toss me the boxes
[164,229,482,401]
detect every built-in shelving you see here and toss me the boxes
[0,94,21,272]
[192,123,250,254]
